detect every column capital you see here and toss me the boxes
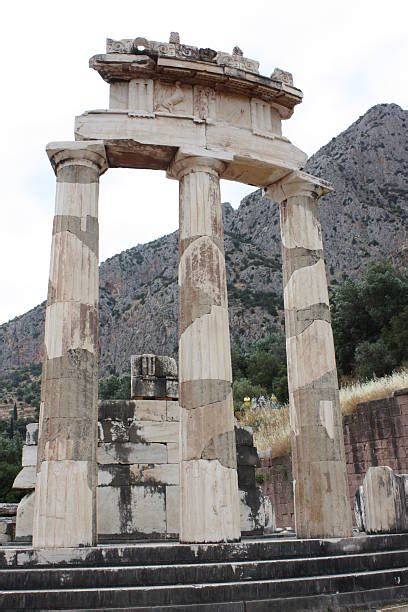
[265,170,332,203]
[167,150,229,181]
[46,141,108,176]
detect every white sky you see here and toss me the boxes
[1,0,407,325]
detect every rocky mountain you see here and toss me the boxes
[0,103,407,377]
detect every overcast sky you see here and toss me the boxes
[1,0,407,325]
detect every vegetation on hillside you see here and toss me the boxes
[239,370,408,457]
[233,262,408,409]
[0,363,41,408]
[331,262,408,380]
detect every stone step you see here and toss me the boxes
[0,549,406,591]
[0,566,407,609]
[2,533,408,568]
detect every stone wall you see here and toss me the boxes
[258,390,408,529]
[13,402,273,540]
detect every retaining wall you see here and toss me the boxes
[257,390,408,528]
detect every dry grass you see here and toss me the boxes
[237,370,408,458]
[238,402,290,458]
[339,370,408,415]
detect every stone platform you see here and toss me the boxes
[0,534,407,610]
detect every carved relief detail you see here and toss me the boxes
[251,98,282,136]
[216,51,259,74]
[216,92,251,128]
[271,68,294,86]
[193,86,216,121]
[154,81,193,115]
[128,79,154,115]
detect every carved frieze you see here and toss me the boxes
[128,79,154,115]
[105,36,258,74]
[109,82,129,110]
[106,36,209,63]
[154,81,193,115]
[193,86,216,121]
[250,98,282,136]
[216,92,251,128]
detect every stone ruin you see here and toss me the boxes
[1,33,408,612]
[29,32,355,548]
[13,355,274,541]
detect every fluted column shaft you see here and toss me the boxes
[267,171,352,539]
[170,155,240,543]
[33,141,107,548]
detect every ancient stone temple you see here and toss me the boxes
[3,34,408,612]
[31,33,353,548]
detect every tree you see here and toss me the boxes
[331,262,408,378]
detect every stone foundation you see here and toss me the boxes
[14,402,273,540]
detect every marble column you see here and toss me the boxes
[169,155,240,543]
[32,141,107,548]
[266,171,352,539]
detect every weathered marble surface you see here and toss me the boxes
[362,467,408,534]
[32,142,107,548]
[169,156,240,543]
[14,412,272,541]
[131,354,178,399]
[266,171,352,539]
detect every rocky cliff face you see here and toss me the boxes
[0,103,406,377]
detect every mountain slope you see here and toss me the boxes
[0,103,406,377]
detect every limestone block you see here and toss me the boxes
[166,485,180,535]
[354,485,366,532]
[98,463,179,487]
[99,399,168,424]
[97,485,166,537]
[363,466,408,534]
[97,442,167,465]
[235,426,254,447]
[166,401,180,421]
[109,81,128,110]
[33,459,94,548]
[167,443,180,464]
[134,400,168,421]
[128,79,154,114]
[15,492,35,539]
[0,519,14,544]
[22,445,37,467]
[180,459,240,542]
[239,488,275,535]
[131,354,178,400]
[131,420,179,444]
[26,423,39,445]
[0,503,18,517]
[13,466,36,489]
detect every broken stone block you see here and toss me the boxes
[131,354,178,400]
[22,445,37,467]
[363,466,408,534]
[15,492,35,540]
[354,485,366,532]
[13,466,36,489]
[0,519,15,544]
[0,503,18,517]
[239,489,275,535]
[25,423,38,445]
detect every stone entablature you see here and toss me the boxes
[77,34,306,186]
